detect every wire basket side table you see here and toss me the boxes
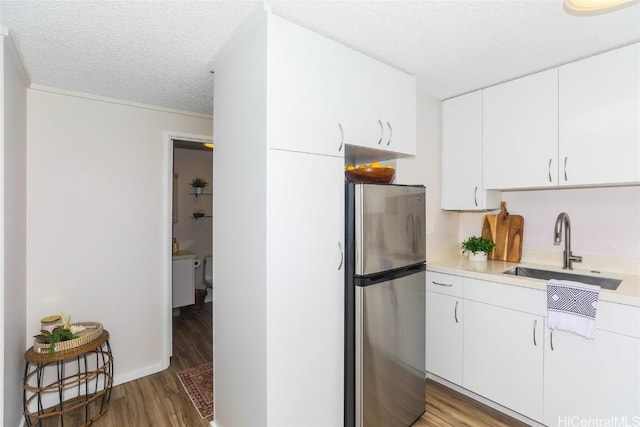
[23,330,113,426]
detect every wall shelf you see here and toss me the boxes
[191,214,212,219]
[190,192,212,198]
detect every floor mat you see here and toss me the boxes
[177,362,213,418]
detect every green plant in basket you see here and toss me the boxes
[189,177,208,188]
[460,236,496,255]
[34,327,77,355]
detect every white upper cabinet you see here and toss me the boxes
[483,69,559,190]
[341,48,417,157]
[267,14,416,160]
[480,43,639,191]
[267,15,347,157]
[559,43,640,187]
[442,91,501,210]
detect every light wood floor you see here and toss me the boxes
[33,302,214,427]
[99,303,215,426]
[35,302,526,426]
[415,380,528,426]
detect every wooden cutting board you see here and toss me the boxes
[481,201,524,262]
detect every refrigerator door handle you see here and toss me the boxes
[338,241,344,270]
[406,214,416,252]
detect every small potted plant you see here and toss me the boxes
[33,313,77,354]
[190,177,208,195]
[461,236,496,262]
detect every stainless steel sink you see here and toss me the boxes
[502,267,622,290]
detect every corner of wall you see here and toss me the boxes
[2,30,29,427]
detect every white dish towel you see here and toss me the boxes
[547,279,600,339]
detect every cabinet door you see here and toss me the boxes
[544,328,640,426]
[172,258,195,308]
[377,63,416,156]
[266,149,344,426]
[341,49,416,157]
[559,43,640,186]
[483,69,558,190]
[463,300,544,422]
[268,14,347,157]
[442,91,500,210]
[425,291,463,385]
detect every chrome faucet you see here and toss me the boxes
[553,212,583,270]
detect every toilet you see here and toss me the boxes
[203,255,213,289]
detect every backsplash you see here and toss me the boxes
[459,186,640,275]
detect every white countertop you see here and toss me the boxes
[427,256,640,307]
[172,250,196,260]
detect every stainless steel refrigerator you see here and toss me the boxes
[345,183,426,427]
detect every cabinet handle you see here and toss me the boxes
[431,281,453,287]
[454,301,459,324]
[550,330,554,351]
[533,319,537,346]
[337,241,344,270]
[563,156,568,182]
[386,121,392,146]
[338,123,344,152]
[377,119,384,145]
[474,186,478,207]
[548,158,553,182]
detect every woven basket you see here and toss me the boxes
[34,322,103,354]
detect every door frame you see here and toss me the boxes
[162,130,213,368]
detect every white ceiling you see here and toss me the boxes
[2,1,639,115]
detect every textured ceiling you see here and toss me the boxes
[2,1,639,115]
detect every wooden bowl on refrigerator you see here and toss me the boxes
[345,167,395,184]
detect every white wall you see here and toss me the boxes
[396,90,460,262]
[26,88,212,384]
[2,32,28,427]
[173,147,213,290]
[459,186,640,274]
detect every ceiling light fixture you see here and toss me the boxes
[564,0,639,14]
[203,142,214,149]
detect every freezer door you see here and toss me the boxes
[355,184,426,276]
[355,271,426,427]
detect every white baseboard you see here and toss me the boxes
[426,373,544,427]
[114,362,165,386]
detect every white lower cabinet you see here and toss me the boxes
[172,257,195,308]
[425,272,464,386]
[426,271,640,425]
[463,299,544,421]
[544,326,640,426]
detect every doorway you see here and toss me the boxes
[163,132,214,367]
